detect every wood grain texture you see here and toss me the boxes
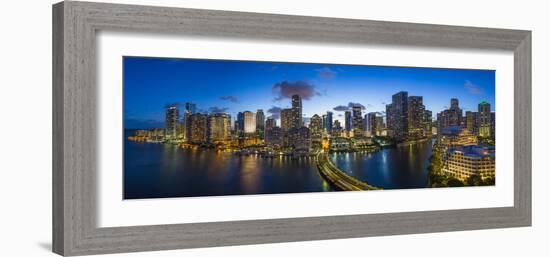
[52,1,532,256]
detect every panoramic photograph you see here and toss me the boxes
[123,56,496,199]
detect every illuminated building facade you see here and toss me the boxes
[351,105,364,137]
[207,113,231,143]
[442,145,495,181]
[243,111,256,133]
[165,105,179,140]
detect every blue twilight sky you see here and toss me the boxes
[123,56,495,129]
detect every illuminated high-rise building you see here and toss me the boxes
[288,127,311,151]
[478,101,491,138]
[465,111,478,135]
[236,112,245,135]
[325,111,333,133]
[183,102,196,141]
[165,105,179,140]
[407,96,425,139]
[351,105,363,137]
[280,108,293,131]
[367,112,378,136]
[344,111,352,132]
[309,114,323,147]
[386,104,393,136]
[243,111,256,133]
[189,113,208,144]
[289,94,303,129]
[391,91,408,141]
[207,113,231,143]
[256,109,265,139]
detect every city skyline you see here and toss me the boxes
[123,57,495,129]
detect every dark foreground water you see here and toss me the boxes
[124,131,433,199]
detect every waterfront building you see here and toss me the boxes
[330,137,351,151]
[189,113,208,144]
[385,104,393,137]
[442,145,495,181]
[407,96,425,139]
[391,91,409,141]
[256,109,265,140]
[288,127,311,151]
[207,113,231,144]
[367,112,377,137]
[265,126,283,148]
[183,102,196,141]
[376,116,385,136]
[325,111,333,133]
[265,117,276,131]
[438,126,478,148]
[243,111,256,133]
[280,108,293,131]
[345,111,352,132]
[309,114,323,148]
[165,105,179,140]
[352,105,364,137]
[291,94,303,128]
[236,112,245,135]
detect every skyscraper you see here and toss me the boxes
[465,111,478,135]
[351,105,363,137]
[344,111,352,132]
[478,101,491,138]
[325,111,333,133]
[386,104,393,136]
[367,112,378,136]
[437,98,463,134]
[236,112,245,135]
[243,111,256,133]
[189,113,208,144]
[265,117,276,131]
[165,105,179,140]
[183,102,196,141]
[392,91,408,141]
[407,96,425,138]
[290,94,303,129]
[207,113,231,143]
[256,109,265,139]
[309,114,323,147]
[280,108,293,131]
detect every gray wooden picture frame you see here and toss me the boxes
[52,1,531,256]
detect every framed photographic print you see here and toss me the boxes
[53,1,531,256]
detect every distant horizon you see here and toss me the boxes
[123,56,495,129]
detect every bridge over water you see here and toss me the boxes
[315,151,380,191]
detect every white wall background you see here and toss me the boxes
[0,0,547,256]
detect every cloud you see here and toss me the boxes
[348,102,366,110]
[333,105,349,111]
[332,102,366,112]
[316,67,337,80]
[367,104,374,108]
[464,80,484,95]
[267,106,282,119]
[272,81,320,101]
[219,95,239,103]
[209,106,229,113]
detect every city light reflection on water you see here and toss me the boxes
[124,132,433,199]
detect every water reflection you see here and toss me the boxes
[124,134,433,199]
